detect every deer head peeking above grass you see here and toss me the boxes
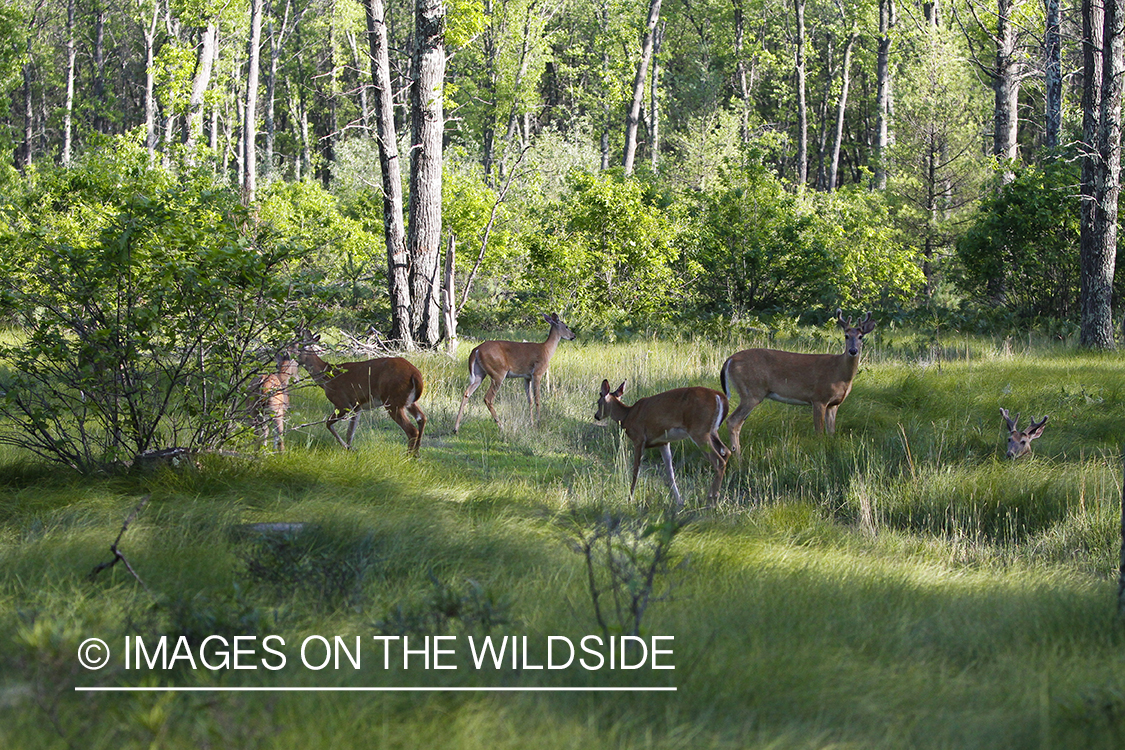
[1000,407,1048,459]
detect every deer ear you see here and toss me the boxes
[1028,416,1049,439]
[614,381,627,397]
[600,379,611,395]
[861,313,877,334]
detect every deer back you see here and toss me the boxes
[622,387,729,442]
[723,348,859,405]
[321,356,424,411]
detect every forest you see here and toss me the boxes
[3,0,1125,748]
[1,0,1122,346]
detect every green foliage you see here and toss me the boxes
[525,170,682,330]
[258,179,382,314]
[695,165,833,317]
[373,572,513,637]
[954,160,1096,320]
[0,138,306,471]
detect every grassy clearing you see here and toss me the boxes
[1,329,1124,748]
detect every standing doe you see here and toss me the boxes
[595,380,729,508]
[1000,407,1048,459]
[297,335,426,456]
[720,310,877,454]
[453,312,576,433]
[247,350,299,451]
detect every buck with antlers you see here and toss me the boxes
[595,380,730,508]
[297,334,426,456]
[453,312,576,434]
[720,310,877,454]
[246,350,299,452]
[1000,407,1048,459]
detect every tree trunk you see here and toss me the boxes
[364,0,413,347]
[651,21,664,171]
[874,0,895,189]
[1045,0,1062,150]
[829,30,857,191]
[187,21,219,160]
[623,0,663,174]
[62,0,76,165]
[143,0,159,161]
[94,3,107,133]
[443,234,457,355]
[1080,0,1121,349]
[994,0,1021,182]
[244,0,265,203]
[407,0,446,348]
[794,0,808,186]
[734,0,750,143]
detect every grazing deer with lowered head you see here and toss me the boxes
[1001,407,1048,459]
[296,334,426,456]
[453,312,576,434]
[720,310,877,454]
[246,350,300,451]
[595,380,730,508]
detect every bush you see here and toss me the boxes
[0,139,308,472]
[954,160,1108,320]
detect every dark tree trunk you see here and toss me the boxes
[364,0,413,347]
[1045,0,1062,150]
[407,0,446,348]
[1080,0,1120,349]
[650,21,664,171]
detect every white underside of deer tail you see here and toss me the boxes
[712,395,724,433]
[469,350,486,383]
[720,357,732,399]
[405,383,416,407]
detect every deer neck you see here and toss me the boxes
[605,397,632,426]
[541,326,563,359]
[301,353,332,386]
[837,351,861,382]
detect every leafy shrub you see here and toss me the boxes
[954,160,1112,320]
[372,572,513,637]
[0,139,307,472]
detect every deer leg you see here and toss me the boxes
[483,375,506,430]
[453,370,485,434]
[344,412,360,448]
[523,378,535,423]
[659,443,683,508]
[408,402,427,449]
[705,440,728,502]
[629,441,645,499]
[388,405,422,457]
[531,374,544,424]
[825,405,839,435]
[325,411,351,449]
[812,403,827,434]
[726,395,761,456]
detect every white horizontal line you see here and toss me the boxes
[75,686,676,693]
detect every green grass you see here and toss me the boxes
[1,330,1124,748]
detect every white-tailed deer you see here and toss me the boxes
[296,335,426,456]
[595,380,729,508]
[453,312,576,433]
[720,310,877,454]
[246,350,299,451]
[1001,407,1048,459]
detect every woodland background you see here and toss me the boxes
[2,0,1123,350]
